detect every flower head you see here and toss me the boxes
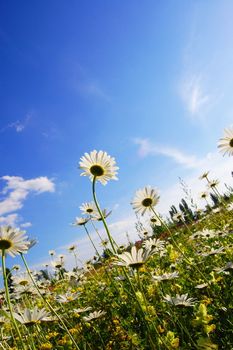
[149,215,162,227]
[199,191,208,200]
[83,310,106,322]
[163,293,196,307]
[72,217,90,226]
[80,202,97,215]
[218,127,233,156]
[131,186,160,215]
[68,244,77,253]
[199,171,210,180]
[152,271,179,282]
[208,179,219,189]
[13,307,50,326]
[92,209,112,221]
[79,150,118,185]
[0,226,29,257]
[172,212,183,223]
[49,250,56,256]
[114,245,155,269]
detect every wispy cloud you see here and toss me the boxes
[65,59,111,102]
[0,113,32,133]
[0,176,55,226]
[179,74,210,115]
[157,151,233,214]
[134,138,202,168]
[32,216,137,271]
[77,81,111,102]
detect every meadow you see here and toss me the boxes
[0,128,232,350]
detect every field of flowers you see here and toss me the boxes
[0,128,232,350]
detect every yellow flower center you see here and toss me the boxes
[230,138,233,147]
[90,165,104,176]
[142,198,153,207]
[0,239,12,250]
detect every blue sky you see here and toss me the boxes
[0,1,232,269]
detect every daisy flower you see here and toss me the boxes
[163,293,196,307]
[79,202,97,215]
[208,179,219,189]
[199,191,208,200]
[114,245,155,269]
[149,215,162,227]
[131,186,160,215]
[13,307,50,326]
[199,171,210,181]
[0,226,29,257]
[142,238,165,253]
[218,127,233,156]
[83,310,106,322]
[72,217,90,226]
[67,244,77,253]
[92,209,112,221]
[48,250,56,256]
[172,212,183,222]
[11,273,32,287]
[152,271,179,282]
[79,150,118,185]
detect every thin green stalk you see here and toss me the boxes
[20,253,81,350]
[92,177,117,253]
[135,269,169,350]
[1,250,27,350]
[150,208,212,292]
[90,219,105,245]
[83,224,101,258]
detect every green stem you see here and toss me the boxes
[1,250,26,350]
[83,224,101,258]
[92,177,117,253]
[150,208,212,292]
[20,254,81,350]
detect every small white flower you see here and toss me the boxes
[49,250,56,256]
[218,127,233,156]
[152,271,179,282]
[201,247,224,257]
[163,293,196,307]
[13,307,50,326]
[131,186,160,215]
[79,150,118,185]
[79,202,97,215]
[195,283,209,289]
[0,226,29,257]
[172,212,183,222]
[83,310,106,322]
[208,179,219,189]
[199,171,210,180]
[215,262,233,274]
[55,292,80,303]
[73,307,92,314]
[148,215,162,227]
[142,238,165,253]
[72,217,90,226]
[114,245,155,269]
[226,203,233,211]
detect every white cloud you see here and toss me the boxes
[20,222,32,228]
[0,113,31,133]
[134,138,202,168]
[0,176,55,225]
[32,216,138,271]
[157,151,233,214]
[179,74,210,115]
[0,213,19,226]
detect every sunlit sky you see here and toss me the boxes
[0,1,232,269]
